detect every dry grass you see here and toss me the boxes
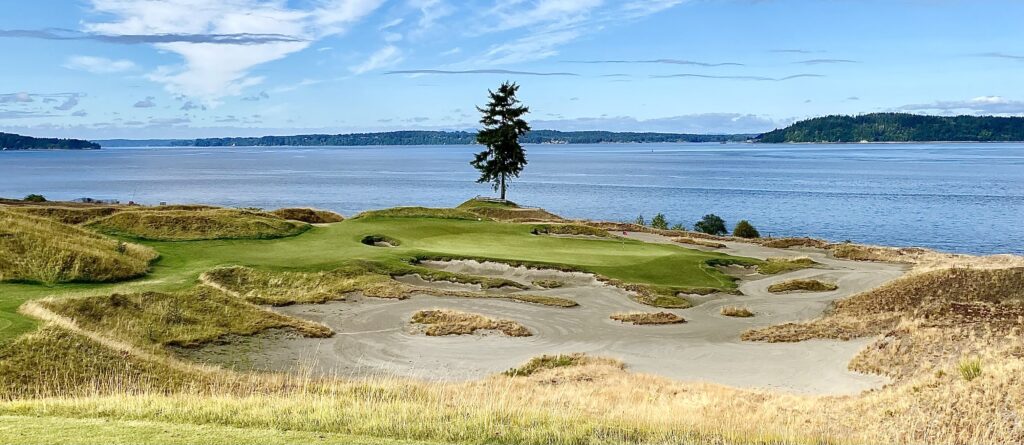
[354,206,484,220]
[0,210,157,283]
[410,309,531,337]
[531,279,564,289]
[767,279,838,293]
[672,237,726,248]
[757,257,818,275]
[201,266,394,306]
[720,306,754,317]
[37,286,332,348]
[269,208,344,224]
[503,353,624,377]
[86,209,309,241]
[610,312,685,325]
[754,237,831,249]
[5,206,120,225]
[530,224,609,237]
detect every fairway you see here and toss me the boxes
[0,215,756,341]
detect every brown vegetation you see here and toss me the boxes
[269,208,344,224]
[410,309,531,337]
[672,237,726,248]
[720,306,754,317]
[87,209,309,241]
[767,278,838,293]
[610,312,685,325]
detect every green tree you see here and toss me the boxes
[23,194,46,202]
[472,81,530,201]
[733,220,760,238]
[651,213,669,230]
[634,214,646,226]
[694,214,727,235]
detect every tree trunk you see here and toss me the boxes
[500,174,506,201]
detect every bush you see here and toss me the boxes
[23,194,46,202]
[733,220,760,238]
[958,358,982,381]
[694,214,727,235]
[650,213,669,230]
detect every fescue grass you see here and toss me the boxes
[38,286,331,348]
[757,257,819,275]
[503,353,622,376]
[354,207,483,220]
[457,198,564,222]
[610,312,685,325]
[720,306,754,317]
[531,279,564,289]
[410,309,531,337]
[0,210,157,284]
[958,358,982,381]
[672,237,726,249]
[201,266,388,306]
[530,224,610,237]
[87,209,309,241]
[269,208,344,224]
[766,279,838,293]
[5,206,119,225]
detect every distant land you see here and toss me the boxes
[0,132,99,150]
[757,113,1024,143]
[96,130,752,147]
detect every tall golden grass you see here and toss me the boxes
[0,210,157,283]
[86,209,309,241]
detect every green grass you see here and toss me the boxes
[0,415,429,445]
[0,213,760,342]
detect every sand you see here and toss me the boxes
[184,233,907,395]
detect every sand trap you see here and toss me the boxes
[186,239,907,395]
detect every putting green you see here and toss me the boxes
[0,216,758,341]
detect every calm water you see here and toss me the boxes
[1,143,1022,254]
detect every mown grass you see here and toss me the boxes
[0,210,157,284]
[86,209,309,241]
[766,279,838,293]
[411,309,531,337]
[610,312,685,325]
[269,208,344,224]
[38,286,331,348]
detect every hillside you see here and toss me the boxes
[757,113,1024,143]
[0,132,100,150]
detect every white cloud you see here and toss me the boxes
[532,113,787,134]
[897,96,1024,115]
[82,0,384,102]
[350,45,403,74]
[64,55,137,74]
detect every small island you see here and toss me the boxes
[0,132,100,150]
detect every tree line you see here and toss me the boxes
[0,132,99,150]
[756,113,1024,143]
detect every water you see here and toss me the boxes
[1,143,1021,254]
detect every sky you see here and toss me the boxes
[1,0,1023,139]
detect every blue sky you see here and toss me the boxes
[2,0,1023,139]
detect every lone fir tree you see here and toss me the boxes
[472,81,530,201]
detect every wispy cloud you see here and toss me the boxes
[0,28,306,44]
[652,73,824,81]
[134,96,156,108]
[54,95,81,111]
[385,69,579,76]
[565,59,743,67]
[897,96,1024,114]
[63,55,137,73]
[532,113,787,134]
[770,49,819,54]
[794,59,859,65]
[976,52,1024,61]
[351,45,404,74]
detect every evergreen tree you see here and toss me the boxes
[651,213,669,230]
[694,214,727,235]
[472,82,530,201]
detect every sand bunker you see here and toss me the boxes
[185,240,907,395]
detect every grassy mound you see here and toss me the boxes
[355,206,483,220]
[410,309,531,337]
[503,353,624,377]
[270,208,344,224]
[757,257,818,274]
[0,210,157,283]
[458,198,564,222]
[767,279,838,293]
[201,266,386,306]
[6,206,120,225]
[39,286,331,348]
[531,224,610,237]
[610,312,685,325]
[87,209,309,241]
[720,306,754,317]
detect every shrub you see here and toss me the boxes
[650,213,669,230]
[767,278,838,293]
[694,214,727,235]
[733,220,760,238]
[958,358,982,381]
[22,194,46,202]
